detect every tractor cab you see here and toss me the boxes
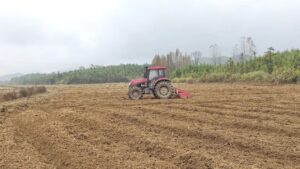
[144,66,166,84]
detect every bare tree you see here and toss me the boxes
[247,37,256,59]
[151,49,192,77]
[191,51,202,65]
[151,54,162,66]
[209,44,220,65]
[240,36,257,62]
[232,44,240,62]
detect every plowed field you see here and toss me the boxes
[0,83,299,169]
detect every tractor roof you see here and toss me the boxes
[147,66,166,70]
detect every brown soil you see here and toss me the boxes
[0,83,299,169]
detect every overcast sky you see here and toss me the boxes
[0,0,299,76]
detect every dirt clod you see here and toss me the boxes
[0,106,7,112]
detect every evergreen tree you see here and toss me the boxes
[264,47,275,74]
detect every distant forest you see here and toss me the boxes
[10,37,300,85]
[10,64,145,85]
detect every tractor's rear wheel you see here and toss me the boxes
[154,81,174,99]
[128,86,143,100]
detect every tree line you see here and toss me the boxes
[171,49,300,83]
[151,37,257,71]
[151,49,194,77]
[10,64,146,85]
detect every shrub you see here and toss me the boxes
[228,73,241,82]
[241,71,270,82]
[3,91,17,101]
[296,70,300,83]
[172,78,180,83]
[1,86,47,102]
[19,88,29,97]
[186,78,195,84]
[35,86,47,93]
[272,69,299,83]
[200,72,228,82]
[172,77,187,83]
[18,86,46,98]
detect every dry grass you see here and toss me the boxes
[0,86,47,102]
[2,92,17,101]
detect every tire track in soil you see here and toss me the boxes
[51,107,238,169]
[129,104,300,150]
[171,105,300,132]
[120,104,300,138]
[224,100,300,112]
[73,104,299,168]
[12,110,125,169]
[100,109,299,168]
[198,102,300,118]
[51,85,300,168]
[0,119,56,169]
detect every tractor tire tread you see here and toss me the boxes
[154,81,174,99]
[128,86,143,100]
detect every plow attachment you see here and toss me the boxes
[174,88,191,99]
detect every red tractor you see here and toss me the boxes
[128,66,191,99]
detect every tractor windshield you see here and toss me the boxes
[148,69,165,80]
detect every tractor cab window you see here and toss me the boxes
[149,70,159,80]
[158,70,165,77]
[149,69,165,80]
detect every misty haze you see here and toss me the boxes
[0,0,299,77]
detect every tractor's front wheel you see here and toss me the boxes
[154,81,174,99]
[128,86,143,100]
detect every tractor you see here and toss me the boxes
[128,66,191,99]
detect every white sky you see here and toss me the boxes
[0,0,299,76]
